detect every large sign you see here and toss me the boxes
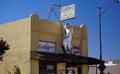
[60,4,75,21]
[38,41,55,53]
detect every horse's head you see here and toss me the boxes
[70,27,73,34]
[64,23,73,38]
[64,23,68,29]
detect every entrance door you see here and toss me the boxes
[66,63,82,74]
[39,61,56,74]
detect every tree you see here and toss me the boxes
[0,38,9,61]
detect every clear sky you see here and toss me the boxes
[0,0,120,60]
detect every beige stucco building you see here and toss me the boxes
[0,14,99,74]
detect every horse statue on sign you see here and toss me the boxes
[62,23,73,54]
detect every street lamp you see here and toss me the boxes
[98,0,120,74]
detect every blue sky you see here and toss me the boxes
[0,0,120,60]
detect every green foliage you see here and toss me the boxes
[0,38,9,61]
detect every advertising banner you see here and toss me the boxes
[38,41,55,53]
[72,46,80,56]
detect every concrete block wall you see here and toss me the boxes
[0,18,31,74]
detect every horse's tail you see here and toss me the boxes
[62,45,66,54]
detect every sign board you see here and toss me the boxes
[65,46,80,56]
[47,65,54,70]
[60,4,75,21]
[72,46,80,56]
[38,41,55,53]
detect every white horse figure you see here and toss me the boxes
[62,23,73,54]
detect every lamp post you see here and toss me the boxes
[98,0,120,74]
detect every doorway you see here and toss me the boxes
[39,61,56,74]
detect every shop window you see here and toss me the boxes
[66,63,82,74]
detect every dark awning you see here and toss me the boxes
[31,51,103,65]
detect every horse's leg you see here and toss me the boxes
[62,45,65,54]
[68,42,72,53]
[62,39,67,54]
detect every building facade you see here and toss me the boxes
[0,14,99,74]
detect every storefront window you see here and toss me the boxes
[66,63,81,74]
